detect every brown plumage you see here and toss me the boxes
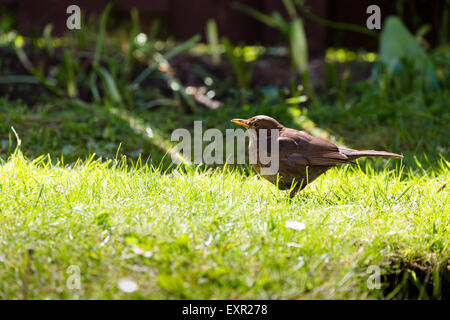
[231,115,403,198]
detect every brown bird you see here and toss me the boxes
[231,115,403,198]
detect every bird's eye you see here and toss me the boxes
[254,122,259,127]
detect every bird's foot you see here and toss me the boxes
[289,186,300,199]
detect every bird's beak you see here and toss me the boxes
[231,119,249,128]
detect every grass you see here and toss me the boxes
[0,151,448,299]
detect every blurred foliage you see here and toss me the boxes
[233,0,308,94]
[308,18,449,166]
[205,19,221,65]
[0,3,448,169]
[393,0,449,47]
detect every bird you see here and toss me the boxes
[231,115,403,198]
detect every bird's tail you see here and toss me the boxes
[339,147,403,160]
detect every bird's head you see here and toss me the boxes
[231,115,284,130]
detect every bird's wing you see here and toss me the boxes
[278,129,350,166]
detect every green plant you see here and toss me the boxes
[206,19,221,65]
[233,0,308,95]
[379,16,444,98]
[222,38,255,94]
[0,4,201,111]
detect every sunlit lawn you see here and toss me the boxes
[0,152,448,299]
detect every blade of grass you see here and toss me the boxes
[96,66,122,104]
[296,1,378,38]
[132,34,201,87]
[93,3,112,68]
[206,19,221,65]
[62,48,78,98]
[14,46,63,95]
[232,2,278,28]
[90,3,112,103]
[290,17,308,72]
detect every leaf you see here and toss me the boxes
[380,16,428,72]
[206,19,221,65]
[290,18,308,72]
[14,46,62,95]
[62,48,78,98]
[415,24,431,39]
[89,3,112,103]
[96,66,122,104]
[232,2,278,28]
[132,34,200,87]
[94,3,112,68]
[380,16,443,95]
[164,34,201,61]
[282,0,297,18]
[271,12,290,36]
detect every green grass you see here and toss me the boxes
[0,151,448,299]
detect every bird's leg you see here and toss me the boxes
[289,185,300,199]
[289,180,307,199]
